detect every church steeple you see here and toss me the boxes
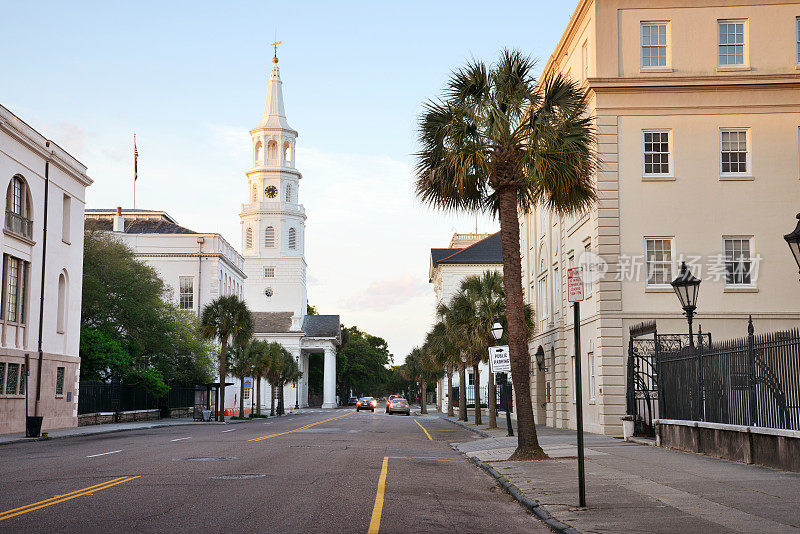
[257,47,295,132]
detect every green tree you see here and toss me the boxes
[78,326,131,381]
[200,295,254,422]
[425,321,458,417]
[229,341,256,418]
[415,50,596,459]
[336,326,393,398]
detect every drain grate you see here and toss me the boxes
[211,474,266,480]
[174,457,237,462]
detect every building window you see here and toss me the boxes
[283,141,291,164]
[288,228,297,250]
[538,275,548,331]
[55,366,65,396]
[720,129,749,175]
[468,372,475,386]
[265,226,276,248]
[718,20,746,66]
[641,22,668,68]
[246,227,253,249]
[0,363,4,394]
[582,242,593,295]
[56,272,67,333]
[6,363,19,395]
[267,140,277,160]
[645,238,674,286]
[255,141,263,164]
[62,195,71,243]
[179,276,194,310]
[285,184,292,203]
[553,266,560,316]
[264,266,275,278]
[588,352,595,401]
[5,176,32,239]
[4,255,28,324]
[582,40,589,79]
[724,237,753,286]
[643,130,671,176]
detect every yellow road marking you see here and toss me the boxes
[414,420,432,440]
[367,456,465,533]
[248,411,352,442]
[367,456,389,534]
[0,476,140,522]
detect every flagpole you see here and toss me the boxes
[133,134,137,209]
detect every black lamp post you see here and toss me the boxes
[490,319,503,343]
[489,319,514,437]
[671,261,701,348]
[783,213,800,281]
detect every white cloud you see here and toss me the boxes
[344,274,427,312]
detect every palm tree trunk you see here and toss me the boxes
[270,383,275,416]
[256,375,262,416]
[420,375,427,414]
[458,362,467,421]
[278,384,284,415]
[497,187,546,459]
[447,367,454,417]
[218,337,228,422]
[473,363,481,425]
[488,369,497,429]
[239,377,245,418]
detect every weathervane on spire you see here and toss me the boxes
[271,39,282,63]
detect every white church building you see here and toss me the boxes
[86,51,340,412]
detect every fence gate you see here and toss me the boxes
[626,322,706,437]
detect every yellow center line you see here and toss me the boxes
[414,419,432,440]
[367,456,466,533]
[367,456,389,534]
[248,411,352,442]
[0,476,140,522]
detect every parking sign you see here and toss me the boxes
[568,267,584,302]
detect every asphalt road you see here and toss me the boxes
[0,409,549,533]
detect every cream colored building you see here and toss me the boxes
[522,0,800,436]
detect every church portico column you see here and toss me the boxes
[321,346,337,409]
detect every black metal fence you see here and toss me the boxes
[78,382,196,415]
[659,321,800,431]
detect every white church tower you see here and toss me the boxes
[240,50,307,318]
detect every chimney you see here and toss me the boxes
[112,206,125,232]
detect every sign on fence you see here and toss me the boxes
[568,267,584,302]
[489,345,511,373]
[243,377,253,389]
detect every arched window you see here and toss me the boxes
[285,184,292,203]
[283,141,291,164]
[245,227,253,248]
[288,227,297,250]
[254,141,263,164]
[267,140,278,160]
[6,175,32,239]
[264,226,276,248]
[56,271,67,333]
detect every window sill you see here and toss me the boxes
[589,399,596,405]
[3,229,35,246]
[0,394,25,399]
[645,286,674,293]
[642,175,675,182]
[62,239,71,246]
[720,175,753,181]
[639,67,673,73]
[724,286,758,293]
[717,66,750,72]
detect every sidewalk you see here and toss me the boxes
[442,413,800,533]
[0,407,319,446]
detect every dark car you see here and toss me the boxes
[386,396,410,416]
[347,396,358,406]
[356,397,377,412]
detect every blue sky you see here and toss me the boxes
[2,1,577,361]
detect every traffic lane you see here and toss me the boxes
[374,455,550,533]
[0,410,358,513]
[0,409,432,532]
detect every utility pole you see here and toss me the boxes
[568,267,586,508]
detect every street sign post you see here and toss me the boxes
[567,267,586,508]
[243,377,253,389]
[488,345,511,373]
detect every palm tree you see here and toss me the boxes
[246,339,272,416]
[449,289,485,424]
[438,295,476,422]
[229,341,255,418]
[200,295,254,422]
[262,342,301,416]
[425,321,457,417]
[415,50,596,459]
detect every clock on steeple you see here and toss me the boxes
[265,185,278,198]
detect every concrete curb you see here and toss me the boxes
[439,414,580,534]
[0,412,304,447]
[467,456,580,534]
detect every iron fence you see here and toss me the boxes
[659,320,800,431]
[78,382,196,415]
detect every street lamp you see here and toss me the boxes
[535,346,545,371]
[671,261,701,348]
[490,319,503,342]
[783,213,800,280]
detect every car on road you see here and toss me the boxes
[347,396,358,406]
[356,397,377,412]
[386,396,410,415]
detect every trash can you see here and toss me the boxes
[26,416,43,438]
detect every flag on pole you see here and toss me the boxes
[134,135,138,182]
